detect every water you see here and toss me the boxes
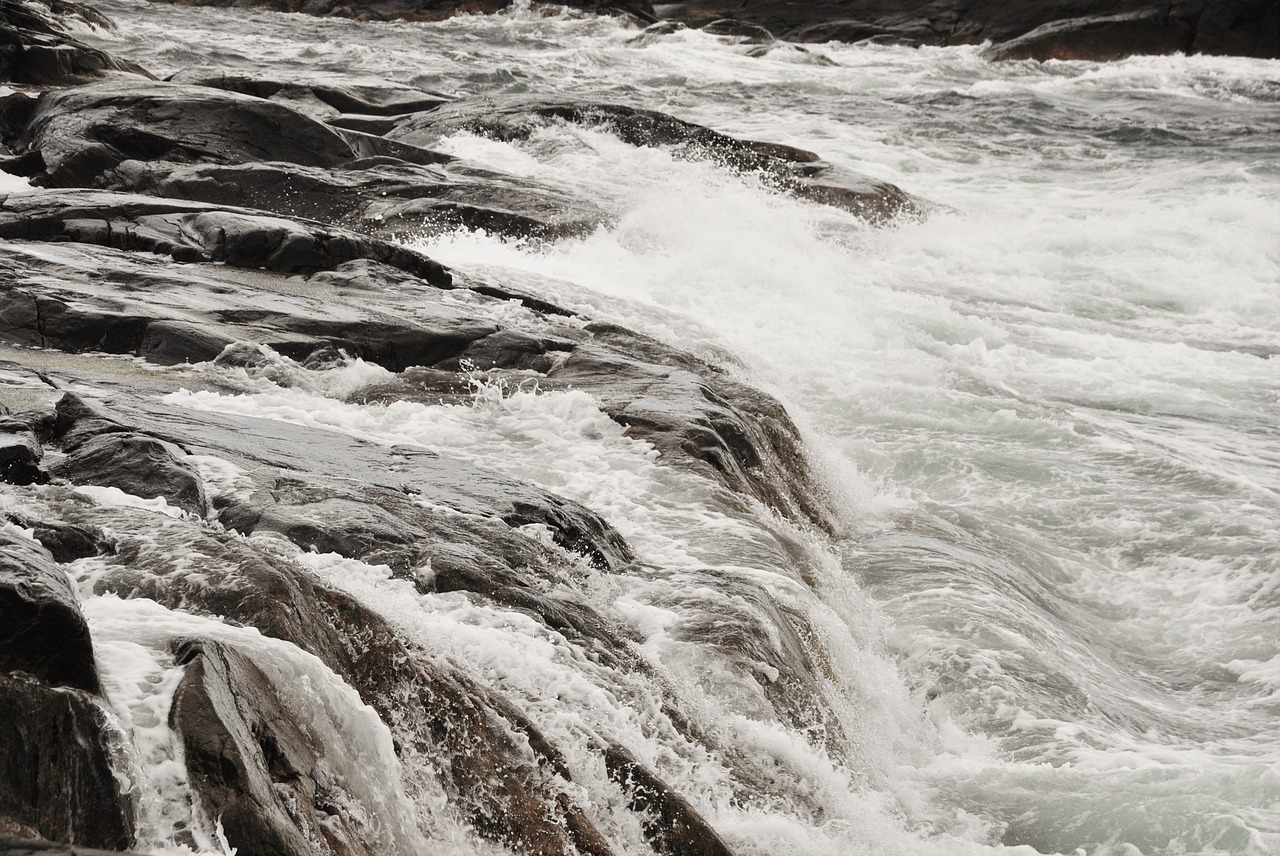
[70,2,1280,854]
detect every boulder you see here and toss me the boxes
[0,432,43,486]
[0,0,150,85]
[0,836,147,855]
[119,157,607,241]
[168,639,377,856]
[167,69,451,120]
[0,529,99,694]
[18,80,356,188]
[0,675,132,848]
[49,431,209,517]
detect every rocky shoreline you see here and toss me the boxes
[0,0,1272,853]
[0,1,909,853]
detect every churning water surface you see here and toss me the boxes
[78,2,1280,853]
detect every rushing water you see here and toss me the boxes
[71,3,1280,854]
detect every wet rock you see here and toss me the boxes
[0,836,148,855]
[626,19,686,44]
[23,520,115,564]
[982,10,1189,61]
[75,500,622,856]
[18,80,356,188]
[701,18,774,42]
[0,529,99,693]
[0,675,131,848]
[787,19,920,45]
[0,0,150,85]
[603,743,735,856]
[0,433,43,485]
[0,189,451,283]
[169,639,376,856]
[49,431,209,517]
[120,157,606,241]
[386,95,925,224]
[168,69,451,120]
[6,77,605,241]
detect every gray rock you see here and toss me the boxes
[5,78,607,241]
[167,69,451,120]
[0,836,149,855]
[0,189,451,284]
[49,431,209,517]
[18,80,356,188]
[0,529,99,694]
[169,639,376,856]
[0,433,43,486]
[0,675,131,848]
[982,10,1188,61]
[0,0,151,85]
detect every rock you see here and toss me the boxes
[167,69,451,120]
[18,80,357,188]
[0,0,151,85]
[49,431,209,517]
[7,79,607,241]
[169,639,378,856]
[386,95,925,224]
[657,0,1280,59]
[701,18,774,41]
[603,742,736,856]
[23,521,115,564]
[0,189,452,284]
[0,433,43,485]
[626,19,686,44]
[0,675,132,848]
[0,836,148,855]
[119,157,606,241]
[0,528,100,693]
[982,10,1189,61]
[71,496,624,856]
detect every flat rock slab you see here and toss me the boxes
[0,189,451,283]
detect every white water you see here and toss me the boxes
[72,3,1280,854]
